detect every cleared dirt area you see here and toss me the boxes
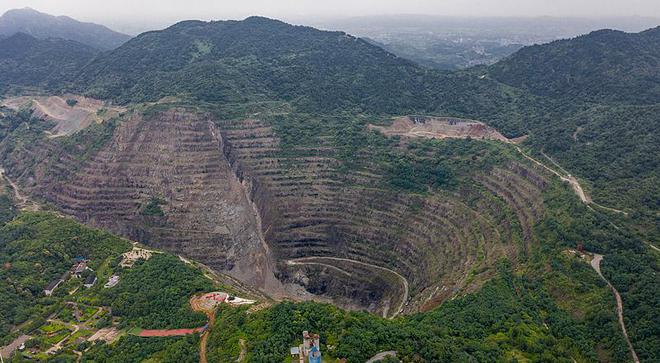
[1,334,30,360]
[2,95,124,137]
[138,327,205,337]
[369,116,518,143]
[119,247,159,268]
[87,328,120,343]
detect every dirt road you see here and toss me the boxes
[0,167,27,204]
[238,339,246,362]
[647,243,660,252]
[366,351,397,363]
[513,147,628,215]
[514,147,588,200]
[286,256,409,318]
[0,166,42,212]
[590,254,640,363]
[198,311,215,363]
[190,295,216,363]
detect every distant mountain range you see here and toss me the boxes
[0,7,130,50]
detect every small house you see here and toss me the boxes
[44,272,70,296]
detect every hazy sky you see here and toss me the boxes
[2,0,660,33]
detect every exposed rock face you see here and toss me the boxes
[3,108,281,293]
[0,108,550,316]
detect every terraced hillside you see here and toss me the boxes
[217,115,550,314]
[0,106,551,316]
[0,108,281,293]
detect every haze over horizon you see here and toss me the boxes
[2,0,660,35]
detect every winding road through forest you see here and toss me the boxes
[512,147,627,215]
[590,254,640,363]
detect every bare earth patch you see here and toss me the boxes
[369,115,522,143]
[87,328,120,343]
[119,246,159,268]
[2,94,125,137]
[138,327,204,337]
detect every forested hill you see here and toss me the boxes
[73,16,415,109]
[0,8,130,50]
[489,26,660,105]
[0,33,98,92]
[71,16,547,121]
[486,26,660,238]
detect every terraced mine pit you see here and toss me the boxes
[2,95,124,137]
[217,115,549,315]
[1,108,550,317]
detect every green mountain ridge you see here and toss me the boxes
[0,32,98,94]
[489,26,660,104]
[72,16,433,112]
[64,16,659,238]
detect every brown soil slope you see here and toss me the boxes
[2,109,280,293]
